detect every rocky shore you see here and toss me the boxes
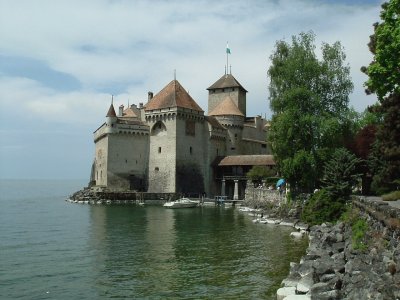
[277,220,400,300]
[242,193,400,300]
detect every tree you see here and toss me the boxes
[302,148,361,225]
[268,32,354,194]
[246,166,276,182]
[362,0,400,193]
[322,148,362,199]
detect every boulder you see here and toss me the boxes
[283,295,311,300]
[277,287,296,300]
[290,231,304,239]
[296,273,315,294]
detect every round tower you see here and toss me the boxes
[105,102,117,133]
[208,95,244,155]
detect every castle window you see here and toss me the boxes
[158,147,161,153]
[190,146,193,154]
[186,120,195,136]
[155,167,159,172]
[231,147,235,150]
[216,148,219,156]
[125,159,128,163]
[261,144,266,149]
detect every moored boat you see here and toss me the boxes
[163,198,199,208]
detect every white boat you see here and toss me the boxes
[163,198,199,208]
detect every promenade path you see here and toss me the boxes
[365,196,400,210]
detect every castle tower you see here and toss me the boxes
[144,80,206,194]
[207,73,247,117]
[209,96,244,155]
[93,101,149,190]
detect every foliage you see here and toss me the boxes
[268,31,354,193]
[382,190,400,201]
[302,148,361,225]
[351,218,369,251]
[362,0,400,99]
[322,148,362,199]
[246,166,276,182]
[301,189,346,225]
[362,0,400,194]
[265,177,279,187]
[368,94,400,194]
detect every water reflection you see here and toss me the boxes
[88,205,308,299]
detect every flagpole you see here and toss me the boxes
[226,41,229,75]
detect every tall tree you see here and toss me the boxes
[362,0,400,193]
[268,32,353,193]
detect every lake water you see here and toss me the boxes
[0,180,307,299]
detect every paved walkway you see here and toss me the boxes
[388,199,400,209]
[365,196,400,209]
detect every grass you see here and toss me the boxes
[351,218,369,251]
[382,190,400,201]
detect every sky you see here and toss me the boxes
[0,0,384,180]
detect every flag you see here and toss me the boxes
[226,43,231,54]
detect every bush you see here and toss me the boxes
[352,218,368,251]
[301,189,347,225]
[382,190,400,201]
[246,166,276,182]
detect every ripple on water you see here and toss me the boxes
[0,182,308,299]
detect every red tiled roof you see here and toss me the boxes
[218,155,275,166]
[106,103,117,117]
[207,74,248,92]
[209,96,244,117]
[123,107,137,117]
[145,80,203,112]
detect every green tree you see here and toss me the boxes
[302,148,361,225]
[246,166,276,182]
[268,32,354,194]
[362,0,400,194]
[322,148,362,199]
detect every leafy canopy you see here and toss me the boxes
[363,0,400,100]
[246,166,276,182]
[268,31,353,193]
[362,0,400,194]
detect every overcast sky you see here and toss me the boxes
[0,0,383,180]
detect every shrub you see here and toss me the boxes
[382,190,400,201]
[301,189,347,225]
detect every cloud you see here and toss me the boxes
[0,0,384,179]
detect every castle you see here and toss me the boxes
[90,71,275,199]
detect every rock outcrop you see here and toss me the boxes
[278,220,400,299]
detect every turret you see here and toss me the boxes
[105,101,117,133]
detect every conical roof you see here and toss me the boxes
[145,80,203,112]
[207,74,247,92]
[209,96,244,117]
[106,103,117,117]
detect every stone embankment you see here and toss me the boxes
[277,196,400,300]
[68,187,177,204]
